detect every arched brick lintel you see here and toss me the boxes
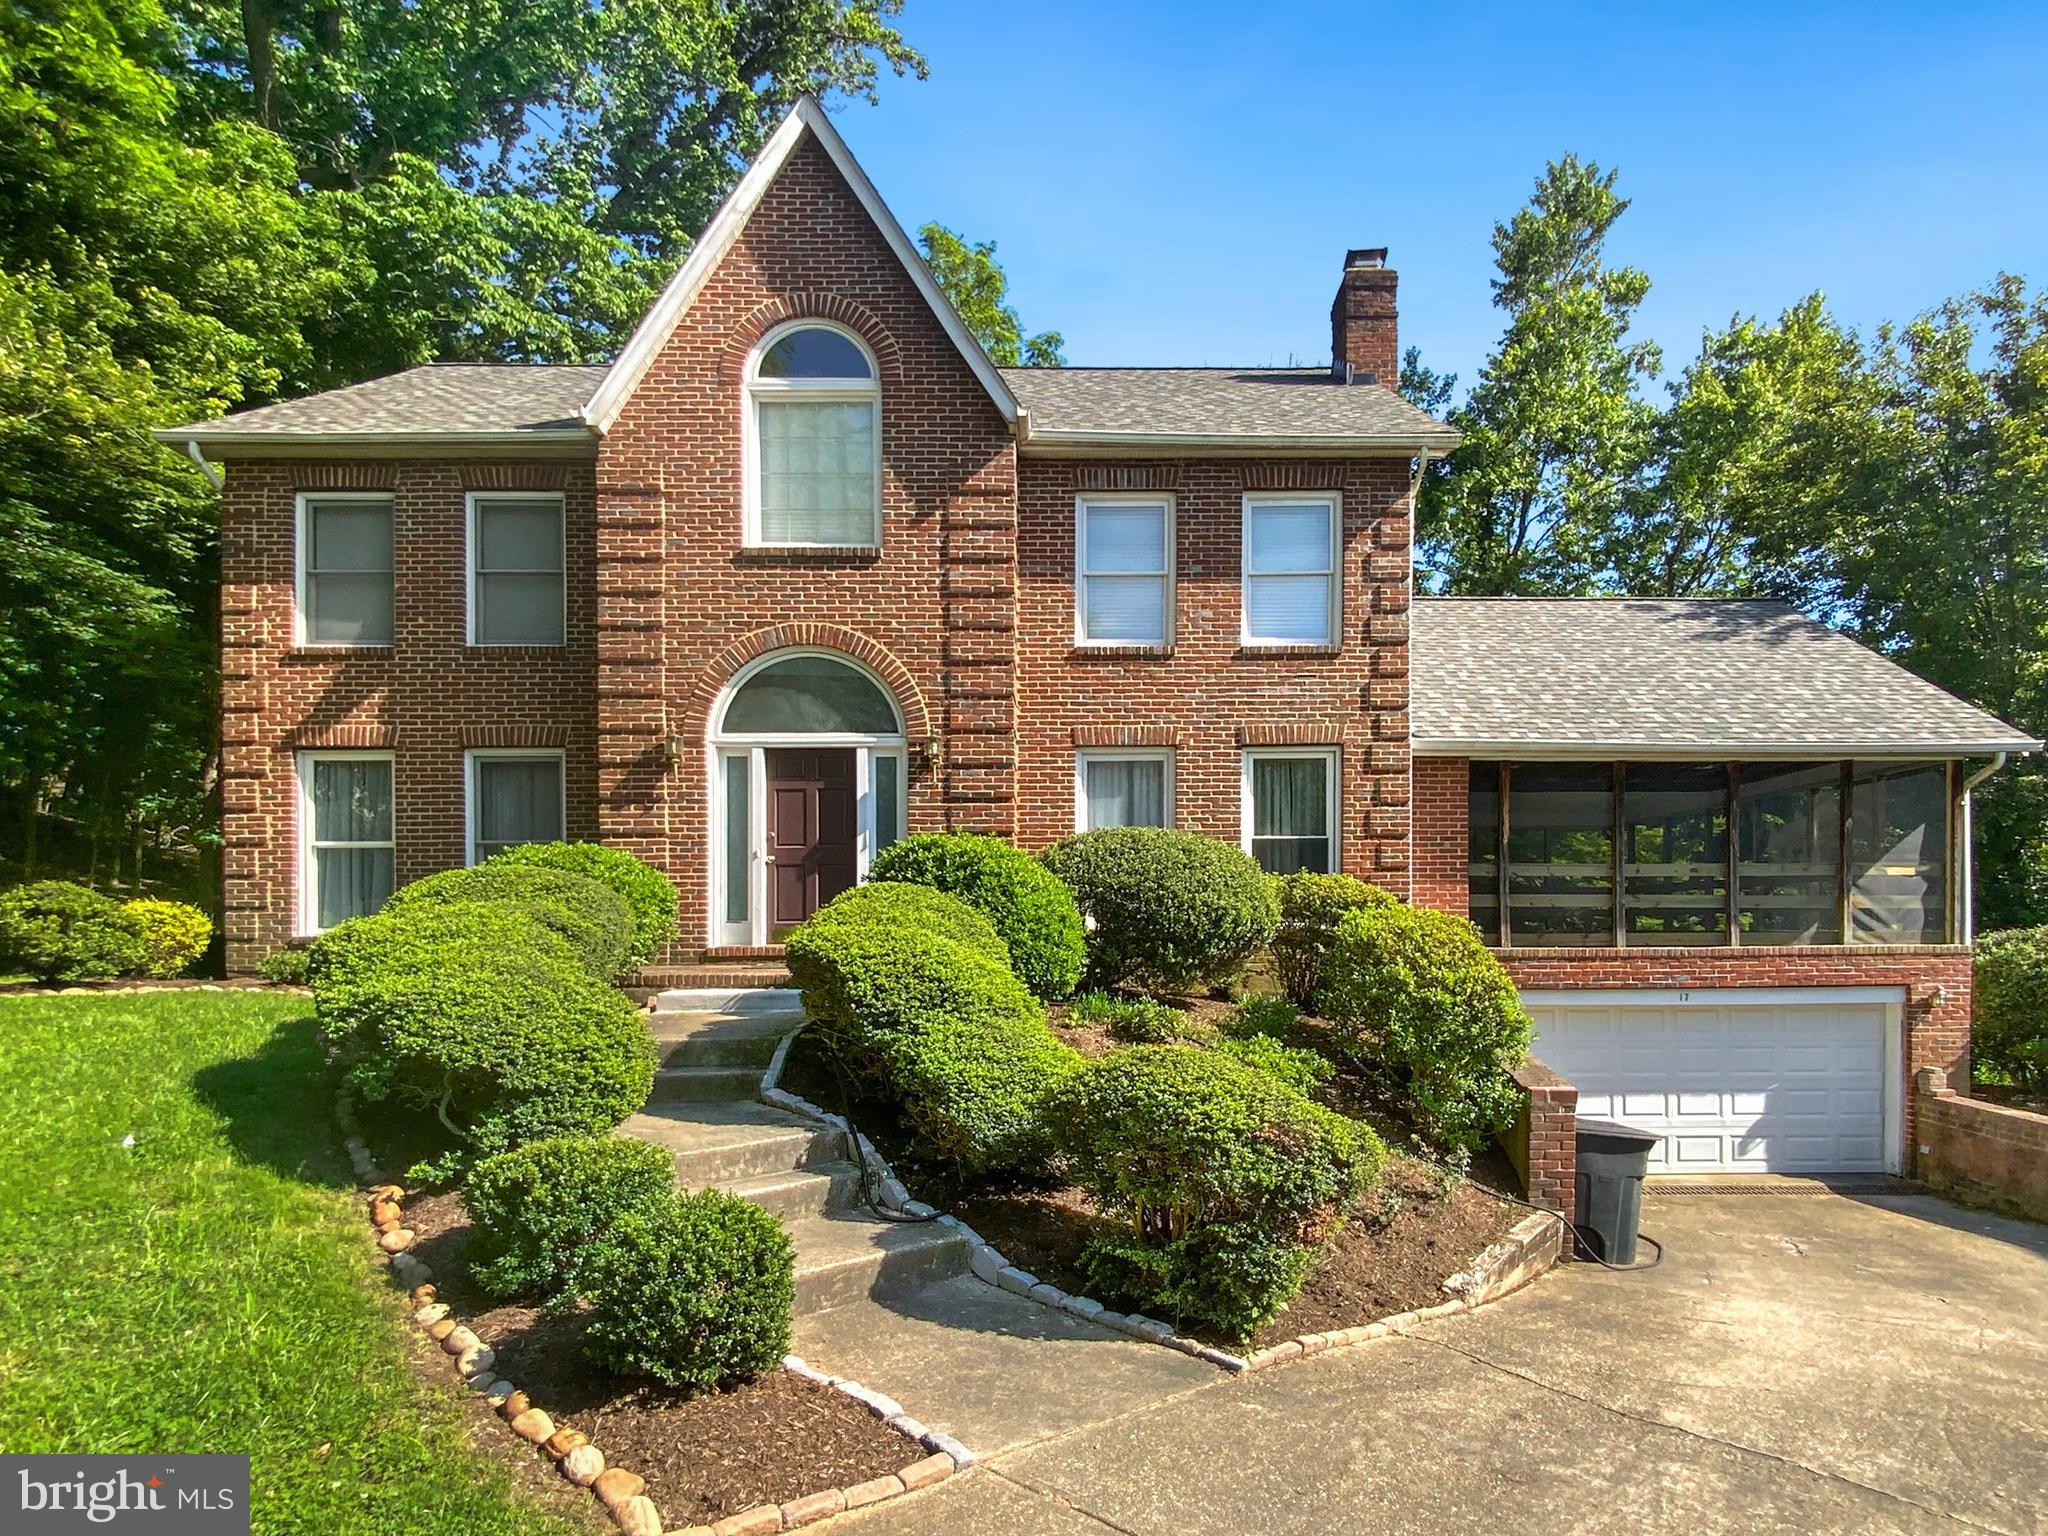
[686,624,931,742]
[721,293,906,390]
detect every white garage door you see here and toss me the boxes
[1523,990,1896,1173]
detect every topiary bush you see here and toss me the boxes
[467,1135,675,1302]
[1048,1045,1380,1337]
[488,841,679,970]
[1041,828,1277,992]
[121,898,213,978]
[383,863,634,978]
[870,833,1086,999]
[1319,903,1531,1155]
[1215,1033,1334,1095]
[1270,872,1398,1011]
[794,881,1009,968]
[0,881,146,981]
[576,1188,794,1391]
[1975,925,2048,1093]
[1068,990,1189,1044]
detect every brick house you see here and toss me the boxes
[162,98,2035,1181]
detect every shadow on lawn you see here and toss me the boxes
[190,1011,355,1190]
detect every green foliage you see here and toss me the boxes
[1048,1046,1380,1337]
[383,864,633,978]
[0,880,146,980]
[1270,873,1399,1010]
[1214,1034,1333,1095]
[1068,990,1189,1044]
[1228,994,1302,1041]
[1319,904,1531,1154]
[794,880,1010,967]
[256,945,310,985]
[918,223,1063,367]
[1042,828,1278,992]
[488,842,678,969]
[870,832,1085,999]
[1974,926,2048,1093]
[466,1136,675,1302]
[121,898,212,977]
[576,1189,794,1391]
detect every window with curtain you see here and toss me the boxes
[1242,494,1336,646]
[303,754,393,931]
[1079,753,1169,829]
[1507,763,1615,945]
[301,495,393,646]
[1737,761,1842,944]
[1246,751,1335,874]
[1622,763,1729,946]
[1849,761,1949,943]
[469,753,564,864]
[470,494,564,645]
[1076,497,1171,644]
[748,324,880,546]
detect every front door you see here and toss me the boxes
[767,747,857,933]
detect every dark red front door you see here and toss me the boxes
[767,748,857,932]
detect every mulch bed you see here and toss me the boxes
[402,1190,916,1527]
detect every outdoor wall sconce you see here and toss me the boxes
[661,733,686,765]
[916,734,943,770]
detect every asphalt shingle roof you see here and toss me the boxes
[165,364,609,439]
[1001,367,1458,445]
[1411,598,2038,756]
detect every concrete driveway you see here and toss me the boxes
[838,1192,2048,1536]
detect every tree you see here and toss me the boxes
[918,223,1063,367]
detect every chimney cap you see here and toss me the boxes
[1344,247,1389,270]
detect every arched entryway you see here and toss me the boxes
[708,649,907,945]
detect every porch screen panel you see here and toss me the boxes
[1849,762,1948,943]
[1737,761,1843,944]
[1468,762,1501,944]
[1622,763,1729,946]
[1507,764,1614,945]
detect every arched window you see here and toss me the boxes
[745,321,880,547]
[720,654,900,735]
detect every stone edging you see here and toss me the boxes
[336,1087,971,1536]
[6,979,311,996]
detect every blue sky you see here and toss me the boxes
[837,1,2048,397]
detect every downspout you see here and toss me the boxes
[184,439,224,491]
[1959,752,2008,943]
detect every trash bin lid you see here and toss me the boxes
[1575,1116,1662,1152]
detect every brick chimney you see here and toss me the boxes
[1331,247,1397,385]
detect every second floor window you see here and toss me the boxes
[469,493,565,645]
[1242,493,1338,646]
[747,323,881,546]
[298,493,393,646]
[1076,495,1172,645]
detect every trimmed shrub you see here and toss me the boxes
[1215,1034,1334,1094]
[383,864,633,978]
[1042,828,1277,992]
[577,1188,794,1391]
[1270,873,1398,1011]
[257,946,310,985]
[467,1136,675,1301]
[1068,990,1189,1044]
[795,881,1009,967]
[870,833,1086,999]
[1975,925,2048,1093]
[488,842,679,969]
[1319,903,1531,1154]
[0,881,146,981]
[121,899,213,978]
[1048,1046,1380,1337]
[1227,995,1302,1041]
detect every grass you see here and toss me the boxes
[0,991,599,1535]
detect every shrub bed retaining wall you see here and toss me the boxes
[1914,1068,2048,1223]
[1502,1056,1578,1226]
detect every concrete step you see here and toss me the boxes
[785,1211,970,1314]
[620,1101,845,1185]
[654,1028,786,1069]
[651,986,804,1018]
[721,1160,863,1221]
[648,1064,769,1103]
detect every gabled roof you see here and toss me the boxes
[155,365,607,447]
[582,95,1019,433]
[1411,597,2039,757]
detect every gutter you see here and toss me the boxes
[151,428,597,450]
[1018,428,1461,456]
[1960,752,2011,943]
[1413,738,2044,760]
[183,439,224,490]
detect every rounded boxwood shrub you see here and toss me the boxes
[257,945,311,985]
[796,881,1009,967]
[121,898,213,978]
[488,842,679,969]
[870,833,1086,999]
[1975,925,2048,1093]
[1319,903,1530,1155]
[0,881,146,981]
[1041,828,1277,992]
[577,1188,794,1391]
[383,864,634,978]
[467,1135,675,1301]
[1215,1033,1334,1095]
[1270,872,1398,1010]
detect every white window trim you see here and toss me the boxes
[1240,491,1341,648]
[464,748,567,867]
[296,749,395,935]
[1074,748,1176,832]
[1074,492,1176,647]
[465,491,567,648]
[1240,747,1341,873]
[294,491,395,649]
[742,319,884,549]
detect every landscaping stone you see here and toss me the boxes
[510,1409,555,1445]
[923,1431,975,1468]
[1093,1310,1130,1331]
[545,1427,589,1459]
[780,1488,846,1527]
[1059,1295,1105,1320]
[376,1228,415,1254]
[844,1473,906,1510]
[593,1468,645,1511]
[441,1325,481,1357]
[837,1382,901,1419]
[482,1379,516,1408]
[709,1504,782,1536]
[370,1198,400,1226]
[1028,1282,1067,1307]
[780,1354,831,1386]
[1127,1317,1174,1344]
[409,1284,437,1305]
[562,1444,605,1486]
[457,1345,494,1378]
[884,1414,928,1442]
[500,1390,531,1420]
[468,1374,499,1396]
[898,1453,955,1490]
[904,1200,939,1219]
[967,1245,1004,1284]
[413,1303,450,1326]
[427,1318,458,1343]
[996,1266,1038,1296]
[614,1494,662,1536]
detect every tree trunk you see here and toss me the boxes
[242,0,278,130]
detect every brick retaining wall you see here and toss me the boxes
[1914,1069,2048,1222]
[1503,1056,1578,1226]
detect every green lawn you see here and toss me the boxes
[0,991,598,1535]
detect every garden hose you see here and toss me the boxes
[1408,1146,1665,1273]
[822,1047,942,1227]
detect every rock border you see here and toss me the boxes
[337,1085,973,1536]
[5,978,310,996]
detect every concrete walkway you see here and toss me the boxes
[833,1192,2048,1536]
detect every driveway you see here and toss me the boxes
[838,1192,2048,1536]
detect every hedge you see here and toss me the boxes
[794,881,1009,968]
[121,899,213,979]
[467,1135,675,1302]
[870,833,1086,999]
[488,842,679,969]
[0,881,146,981]
[383,863,634,978]
[1270,872,1398,1010]
[1975,925,2048,1093]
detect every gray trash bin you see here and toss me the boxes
[1574,1117,1659,1264]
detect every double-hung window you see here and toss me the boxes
[468,493,565,645]
[746,323,881,546]
[1243,749,1338,874]
[467,751,565,865]
[1242,493,1338,647]
[1076,751,1172,830]
[298,493,393,646]
[299,752,394,932]
[1076,495,1172,645]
